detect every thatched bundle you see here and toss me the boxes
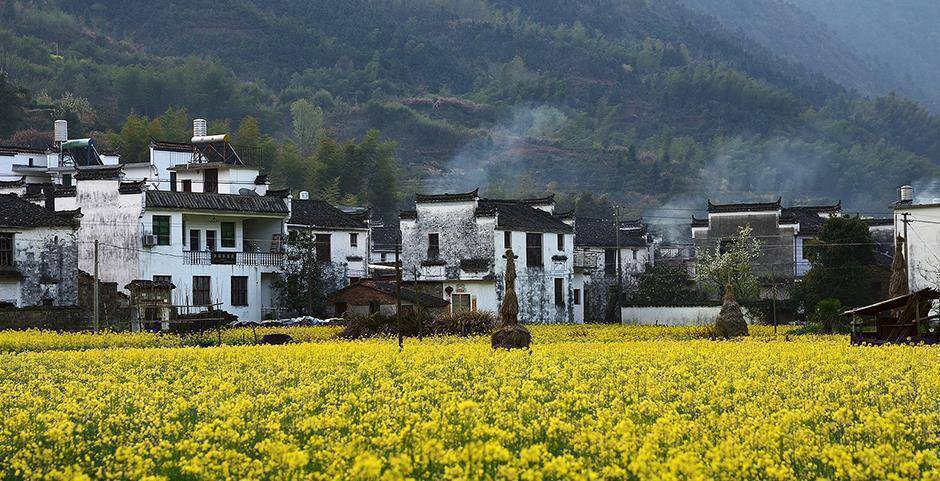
[714,284,749,338]
[492,248,531,349]
[889,235,909,298]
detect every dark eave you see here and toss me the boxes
[707,197,782,213]
[415,188,479,203]
[146,190,289,215]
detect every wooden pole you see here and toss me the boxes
[93,239,99,332]
[413,265,422,340]
[396,243,402,350]
[615,207,622,324]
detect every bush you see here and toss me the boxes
[338,310,496,339]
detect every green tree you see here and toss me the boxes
[274,231,325,316]
[368,135,398,221]
[0,73,28,138]
[271,140,306,191]
[796,216,875,310]
[160,106,190,142]
[117,114,151,164]
[630,264,706,306]
[695,225,763,301]
[290,99,323,156]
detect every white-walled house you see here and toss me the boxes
[0,138,118,187]
[286,197,371,291]
[52,165,289,322]
[400,190,576,323]
[570,216,654,322]
[894,188,940,291]
[0,194,81,307]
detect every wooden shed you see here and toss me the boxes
[844,288,940,345]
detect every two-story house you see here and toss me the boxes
[571,216,654,321]
[287,193,371,292]
[0,120,119,187]
[400,190,576,323]
[0,193,81,307]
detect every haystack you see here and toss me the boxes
[889,235,909,298]
[714,284,749,338]
[492,248,531,349]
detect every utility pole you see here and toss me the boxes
[395,242,402,350]
[615,206,623,323]
[93,239,99,332]
[771,262,777,335]
[413,265,422,341]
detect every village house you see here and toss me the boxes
[692,198,893,299]
[892,185,940,291]
[47,165,289,322]
[0,121,120,187]
[327,279,450,318]
[286,193,371,291]
[399,190,576,323]
[569,216,655,321]
[0,193,81,307]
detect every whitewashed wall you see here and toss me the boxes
[621,306,722,326]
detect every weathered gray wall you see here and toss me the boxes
[14,227,80,306]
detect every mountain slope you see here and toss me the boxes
[0,0,938,215]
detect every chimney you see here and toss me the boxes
[900,185,914,203]
[43,184,55,212]
[193,118,207,138]
[299,190,310,200]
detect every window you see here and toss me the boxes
[62,174,71,187]
[452,293,471,313]
[27,157,33,167]
[574,288,581,305]
[206,230,217,251]
[428,233,440,260]
[182,220,187,247]
[604,249,617,278]
[193,276,211,306]
[504,231,512,250]
[204,169,218,194]
[349,233,358,248]
[231,276,248,306]
[0,233,13,267]
[170,172,177,192]
[554,278,564,306]
[182,179,192,192]
[189,230,201,251]
[526,233,543,268]
[557,233,565,251]
[315,234,331,262]
[381,253,387,262]
[632,249,638,260]
[153,275,172,285]
[152,216,171,246]
[221,222,236,248]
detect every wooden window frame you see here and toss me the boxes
[152,215,171,246]
[526,233,543,268]
[221,222,236,248]
[193,276,211,306]
[231,276,248,306]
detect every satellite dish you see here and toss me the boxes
[238,188,259,197]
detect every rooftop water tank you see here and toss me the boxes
[193,118,207,138]
[54,120,68,142]
[900,185,914,203]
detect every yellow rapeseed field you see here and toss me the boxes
[0,326,938,480]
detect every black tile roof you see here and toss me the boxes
[75,165,123,181]
[0,178,25,187]
[372,223,401,250]
[415,188,479,203]
[146,190,289,215]
[707,197,782,213]
[459,258,491,272]
[0,144,48,155]
[574,217,648,247]
[691,216,709,228]
[118,180,145,194]
[289,199,367,229]
[782,202,842,235]
[0,194,79,228]
[478,198,572,233]
[329,280,450,307]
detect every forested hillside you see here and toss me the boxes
[1,0,939,220]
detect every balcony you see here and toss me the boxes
[574,251,599,269]
[184,251,283,267]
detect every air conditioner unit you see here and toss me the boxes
[142,234,157,247]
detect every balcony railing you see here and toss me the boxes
[574,251,599,269]
[185,251,283,267]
